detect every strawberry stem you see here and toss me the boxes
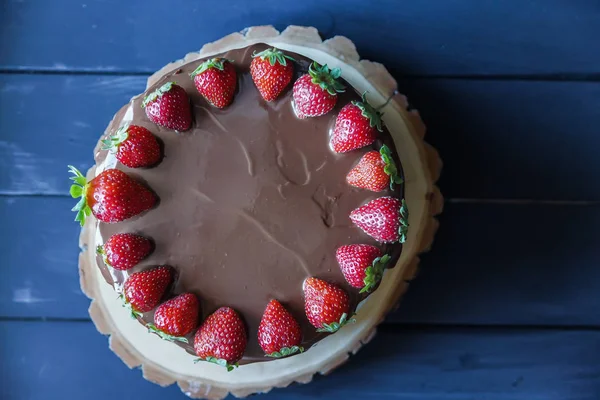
[252,47,295,66]
[190,58,232,78]
[398,199,409,244]
[308,62,346,96]
[146,323,189,343]
[316,312,355,333]
[379,145,404,190]
[101,125,129,153]
[352,92,384,132]
[265,346,304,358]
[119,293,142,319]
[142,82,175,108]
[361,253,392,293]
[68,165,91,226]
[194,357,238,372]
[96,245,112,267]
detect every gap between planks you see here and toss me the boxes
[3,317,600,333]
[3,68,600,82]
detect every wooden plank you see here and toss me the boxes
[2,321,600,400]
[396,79,600,200]
[2,0,600,75]
[0,197,84,318]
[3,197,600,327]
[387,200,600,325]
[0,74,146,195]
[2,74,600,199]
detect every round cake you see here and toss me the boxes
[75,26,442,399]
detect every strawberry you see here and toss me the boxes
[346,145,403,192]
[96,233,153,271]
[250,48,294,101]
[142,82,192,131]
[292,62,345,118]
[190,58,237,109]
[122,266,172,317]
[330,93,383,153]
[101,125,161,168]
[349,197,409,243]
[336,244,391,293]
[258,300,303,358]
[194,307,247,371]
[69,166,156,226]
[303,277,351,333]
[148,293,199,342]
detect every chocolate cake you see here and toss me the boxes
[73,43,405,364]
[74,26,442,399]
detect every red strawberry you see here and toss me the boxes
[97,233,153,271]
[292,62,345,118]
[250,48,294,101]
[69,166,156,226]
[346,145,403,192]
[330,94,383,153]
[303,277,350,333]
[123,266,173,317]
[142,82,191,131]
[148,293,199,342]
[258,300,303,357]
[194,307,247,371]
[336,244,391,293]
[101,125,161,168]
[349,197,409,243]
[191,58,237,109]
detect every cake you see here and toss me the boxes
[75,26,442,399]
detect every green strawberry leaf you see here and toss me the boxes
[352,92,384,132]
[146,323,189,343]
[316,312,355,333]
[142,82,175,108]
[398,199,409,244]
[68,165,91,227]
[194,357,238,372]
[190,58,233,78]
[379,145,403,190]
[69,184,83,198]
[360,253,392,293]
[101,125,129,153]
[252,47,295,67]
[96,245,114,268]
[308,62,346,96]
[119,293,142,319]
[265,346,304,358]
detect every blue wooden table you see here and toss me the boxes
[2,1,600,399]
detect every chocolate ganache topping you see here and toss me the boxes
[91,43,404,364]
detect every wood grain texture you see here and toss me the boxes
[1,74,599,199]
[2,321,600,400]
[0,74,146,195]
[3,197,600,327]
[2,0,600,75]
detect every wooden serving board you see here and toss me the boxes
[78,25,442,399]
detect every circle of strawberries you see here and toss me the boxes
[69,46,410,366]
